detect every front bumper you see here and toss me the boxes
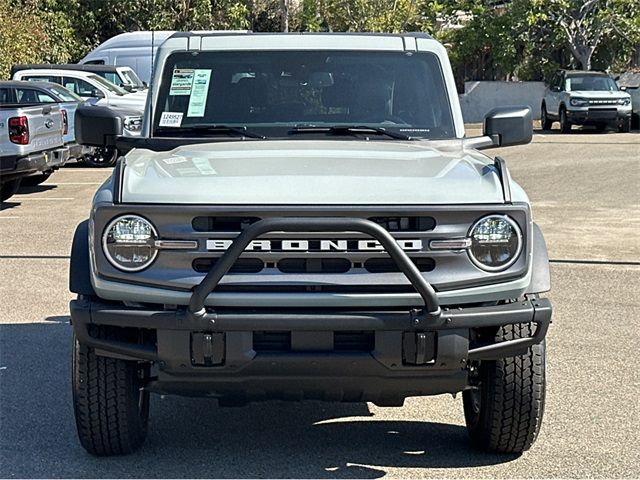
[70,296,551,403]
[566,107,631,124]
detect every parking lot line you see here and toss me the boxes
[14,197,75,201]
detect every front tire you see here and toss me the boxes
[619,117,631,133]
[463,323,546,454]
[83,147,118,168]
[540,105,552,130]
[559,108,571,133]
[72,330,150,456]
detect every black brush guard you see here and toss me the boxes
[72,217,551,364]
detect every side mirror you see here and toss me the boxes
[75,105,123,147]
[483,106,532,148]
[91,89,104,98]
[551,86,560,92]
[619,86,627,91]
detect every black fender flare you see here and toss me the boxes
[69,219,96,296]
[527,222,551,294]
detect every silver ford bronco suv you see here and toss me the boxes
[70,32,552,456]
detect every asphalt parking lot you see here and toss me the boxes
[1,130,639,478]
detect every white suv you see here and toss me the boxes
[12,69,146,111]
[541,70,632,133]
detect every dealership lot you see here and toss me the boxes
[0,131,638,478]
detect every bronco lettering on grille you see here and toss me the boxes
[206,239,423,252]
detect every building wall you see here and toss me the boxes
[459,81,546,123]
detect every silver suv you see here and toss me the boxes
[541,70,632,133]
[69,32,552,457]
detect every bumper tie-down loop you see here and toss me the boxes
[187,217,441,321]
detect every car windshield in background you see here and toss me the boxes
[154,50,455,139]
[48,85,83,102]
[566,75,618,92]
[88,74,128,95]
[120,68,145,88]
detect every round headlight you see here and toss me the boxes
[103,215,158,271]
[468,215,522,271]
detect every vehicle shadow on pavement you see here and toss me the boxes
[0,201,20,211]
[0,319,518,479]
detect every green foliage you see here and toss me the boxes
[0,0,51,79]
[0,0,638,82]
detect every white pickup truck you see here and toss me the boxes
[0,103,68,201]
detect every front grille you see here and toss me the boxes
[368,216,436,231]
[191,215,435,232]
[253,331,374,352]
[193,257,435,274]
[192,216,260,232]
[193,258,264,273]
[365,257,435,273]
[278,258,351,274]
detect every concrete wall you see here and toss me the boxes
[458,81,546,123]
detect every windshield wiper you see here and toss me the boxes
[289,125,413,140]
[155,125,265,139]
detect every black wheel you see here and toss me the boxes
[72,329,150,456]
[540,104,552,130]
[20,172,52,187]
[619,117,631,133]
[463,323,546,454]
[0,178,22,202]
[83,147,118,168]
[559,108,571,133]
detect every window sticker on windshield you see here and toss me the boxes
[169,68,194,96]
[159,111,183,127]
[186,69,212,117]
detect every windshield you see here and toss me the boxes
[119,68,145,88]
[566,75,618,92]
[154,50,455,139]
[47,84,83,102]
[88,74,128,95]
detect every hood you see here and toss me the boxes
[120,140,506,205]
[104,92,147,110]
[570,90,630,99]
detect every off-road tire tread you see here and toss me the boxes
[560,108,571,133]
[73,330,148,456]
[465,323,545,454]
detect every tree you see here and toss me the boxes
[0,0,51,78]
[525,0,640,70]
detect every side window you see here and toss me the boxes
[16,88,54,103]
[103,73,120,85]
[23,75,62,85]
[0,87,11,103]
[64,77,101,97]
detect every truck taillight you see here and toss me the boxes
[61,109,68,135]
[8,116,29,145]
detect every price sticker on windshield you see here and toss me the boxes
[187,69,212,118]
[169,69,194,96]
[159,112,183,127]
